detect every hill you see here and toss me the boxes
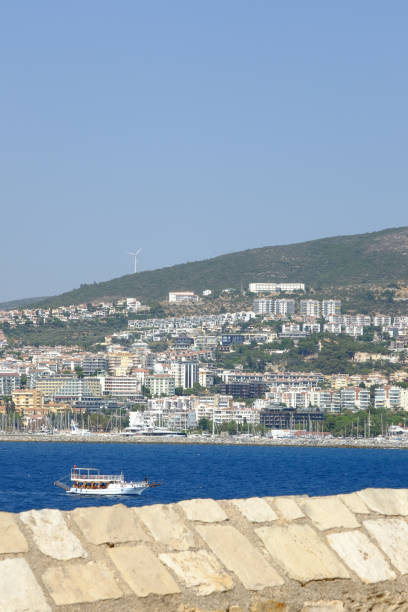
[4,226,408,308]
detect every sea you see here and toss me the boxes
[1,441,407,513]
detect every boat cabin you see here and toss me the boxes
[71,466,124,489]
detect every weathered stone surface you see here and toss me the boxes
[42,561,122,605]
[0,557,50,612]
[301,601,344,611]
[108,544,180,596]
[256,524,350,583]
[327,530,396,583]
[160,549,233,595]
[357,488,408,515]
[232,498,278,523]
[250,602,288,611]
[271,497,304,521]
[0,512,28,553]
[300,496,359,530]
[179,498,228,522]
[72,504,148,545]
[20,508,86,560]
[339,492,370,514]
[196,524,284,590]
[364,517,408,573]
[345,590,408,611]
[136,504,195,549]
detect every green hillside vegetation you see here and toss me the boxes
[4,226,408,308]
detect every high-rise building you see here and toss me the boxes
[171,362,199,389]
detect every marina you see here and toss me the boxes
[2,430,408,450]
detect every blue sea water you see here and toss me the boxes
[1,441,407,513]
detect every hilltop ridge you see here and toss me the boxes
[2,226,408,308]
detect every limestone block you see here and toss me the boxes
[232,498,278,523]
[72,504,148,545]
[42,561,122,605]
[339,492,370,514]
[256,524,350,583]
[136,504,195,549]
[271,497,304,521]
[357,488,408,515]
[302,601,344,611]
[300,496,359,531]
[327,530,396,583]
[108,544,180,596]
[160,549,233,595]
[364,517,408,573]
[196,524,284,590]
[179,498,228,522]
[0,512,28,553]
[0,557,50,612]
[20,508,86,560]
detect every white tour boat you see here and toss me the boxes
[54,466,160,496]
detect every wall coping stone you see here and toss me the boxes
[2,488,408,610]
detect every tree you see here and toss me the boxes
[141,385,151,398]
[198,417,211,431]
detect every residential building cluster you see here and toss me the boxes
[0,298,149,329]
[1,291,408,431]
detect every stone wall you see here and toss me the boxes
[2,489,408,611]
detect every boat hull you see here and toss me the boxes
[67,485,147,496]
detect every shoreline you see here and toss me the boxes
[0,432,407,450]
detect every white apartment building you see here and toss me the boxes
[144,375,175,397]
[199,367,214,387]
[344,325,364,337]
[193,400,260,426]
[342,314,372,326]
[300,300,321,318]
[170,361,199,389]
[249,283,305,293]
[303,323,321,333]
[374,386,408,410]
[253,298,296,315]
[35,376,102,400]
[168,292,199,303]
[98,376,141,398]
[323,323,342,334]
[281,323,300,334]
[253,299,275,315]
[374,315,392,327]
[0,373,21,395]
[322,300,341,317]
[274,299,296,315]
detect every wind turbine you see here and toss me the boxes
[128,248,142,274]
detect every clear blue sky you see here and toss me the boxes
[1,1,407,302]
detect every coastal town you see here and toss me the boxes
[1,282,408,444]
